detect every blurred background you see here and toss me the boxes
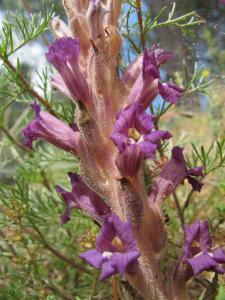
[0,0,224,299]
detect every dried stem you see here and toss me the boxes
[173,192,185,229]
[24,225,91,274]
[0,229,18,257]
[135,0,145,50]
[0,125,28,152]
[112,275,120,300]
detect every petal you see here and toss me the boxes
[199,220,212,250]
[46,38,91,104]
[140,141,157,159]
[153,47,174,65]
[80,249,103,268]
[56,185,80,225]
[111,251,140,275]
[212,248,225,264]
[187,176,203,192]
[116,144,143,177]
[158,82,184,104]
[188,252,224,275]
[96,215,117,253]
[46,37,80,69]
[23,103,81,154]
[111,216,138,252]
[68,173,111,223]
[142,48,160,80]
[60,207,71,224]
[110,132,128,152]
[126,49,159,108]
[99,260,116,280]
[148,146,187,205]
[188,166,204,177]
[144,130,172,145]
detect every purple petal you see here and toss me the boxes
[188,252,224,275]
[111,251,140,275]
[142,48,160,80]
[80,249,103,268]
[46,38,91,104]
[111,104,168,177]
[126,50,160,108]
[60,207,71,224]
[148,146,187,205]
[199,220,212,250]
[144,130,172,145]
[158,82,184,105]
[212,248,225,264]
[99,260,116,280]
[96,214,138,253]
[188,166,204,177]
[56,185,80,225]
[23,103,81,154]
[46,37,80,68]
[115,144,143,177]
[172,146,185,162]
[69,173,111,223]
[81,214,140,280]
[123,47,172,87]
[153,47,174,65]
[187,176,203,192]
[111,133,128,152]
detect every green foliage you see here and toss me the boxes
[0,5,54,58]
[186,139,225,175]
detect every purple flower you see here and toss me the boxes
[111,103,172,177]
[148,147,203,205]
[123,47,173,87]
[125,47,184,108]
[46,37,91,104]
[56,173,111,224]
[126,49,160,109]
[23,103,81,155]
[180,220,225,275]
[80,214,140,280]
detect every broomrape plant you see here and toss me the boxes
[1,0,225,299]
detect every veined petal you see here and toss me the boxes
[23,103,81,155]
[46,38,91,104]
[158,82,185,105]
[80,249,103,268]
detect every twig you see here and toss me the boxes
[42,280,74,300]
[24,225,91,274]
[135,0,145,50]
[0,55,56,116]
[112,275,120,300]
[0,229,18,257]
[182,189,194,212]
[0,125,29,152]
[173,192,185,229]
[0,125,51,190]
